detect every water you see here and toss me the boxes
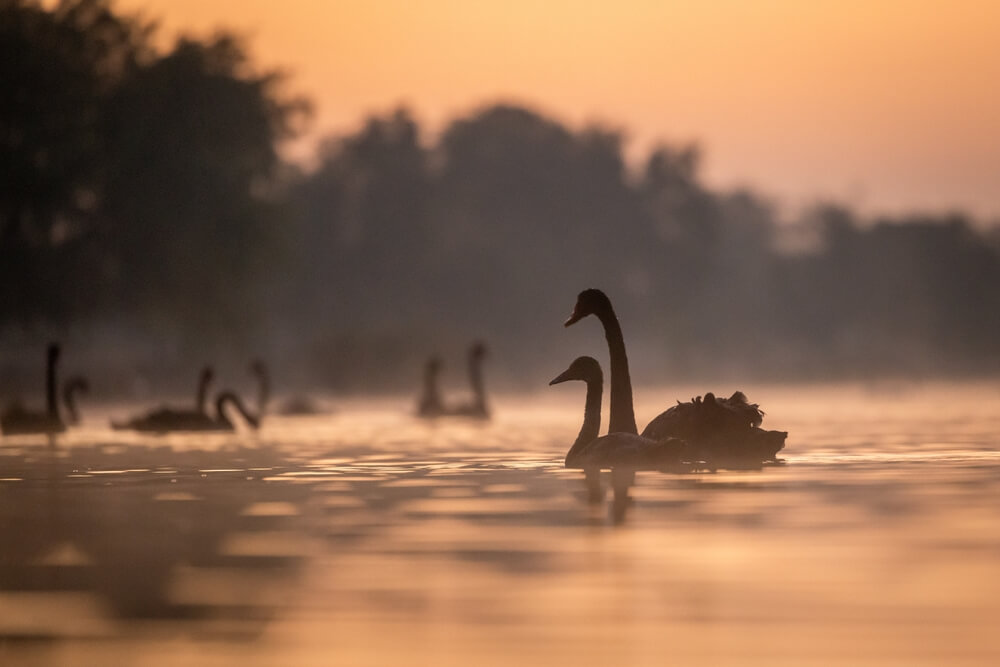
[2,382,1000,666]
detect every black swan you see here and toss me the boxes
[1,343,66,435]
[447,341,490,419]
[113,390,258,433]
[564,289,786,461]
[416,356,445,417]
[62,376,90,425]
[111,366,215,432]
[550,356,685,470]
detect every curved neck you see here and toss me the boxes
[196,374,212,414]
[565,375,602,466]
[216,392,259,428]
[256,371,270,417]
[596,307,638,435]
[46,352,59,420]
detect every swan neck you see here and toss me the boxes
[468,354,486,411]
[217,393,258,428]
[196,374,211,414]
[566,375,602,466]
[46,351,59,420]
[257,370,270,417]
[596,308,637,435]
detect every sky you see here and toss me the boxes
[117,0,1000,220]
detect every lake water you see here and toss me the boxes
[2,382,1000,666]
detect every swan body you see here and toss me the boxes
[565,288,786,462]
[111,366,215,432]
[1,343,66,435]
[113,391,258,433]
[550,356,685,470]
[642,391,785,461]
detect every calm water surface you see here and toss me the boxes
[2,382,1000,666]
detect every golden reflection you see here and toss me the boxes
[0,384,999,664]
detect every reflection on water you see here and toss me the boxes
[2,383,1000,665]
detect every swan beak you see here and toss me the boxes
[564,308,584,327]
[549,369,574,385]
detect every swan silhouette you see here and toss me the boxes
[447,341,491,419]
[111,366,215,432]
[1,343,67,435]
[113,389,259,433]
[62,376,90,425]
[564,289,786,461]
[550,356,685,470]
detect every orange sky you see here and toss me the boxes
[118,0,1000,219]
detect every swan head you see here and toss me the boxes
[549,356,602,386]
[469,341,488,359]
[47,343,61,362]
[199,366,215,383]
[426,356,443,374]
[564,289,611,326]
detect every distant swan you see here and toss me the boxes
[564,289,786,461]
[446,341,490,419]
[111,366,215,432]
[113,390,259,433]
[62,376,90,425]
[550,356,685,470]
[1,343,66,435]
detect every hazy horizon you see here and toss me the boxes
[118,0,1000,220]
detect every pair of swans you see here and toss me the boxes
[111,362,267,433]
[552,289,786,469]
[1,344,89,436]
[417,342,490,419]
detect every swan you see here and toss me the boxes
[1,343,66,435]
[416,356,445,417]
[113,390,259,433]
[564,288,786,461]
[446,341,490,419]
[550,356,685,470]
[111,366,215,431]
[62,376,89,425]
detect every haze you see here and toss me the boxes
[118,0,1000,218]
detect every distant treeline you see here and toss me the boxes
[3,0,1000,390]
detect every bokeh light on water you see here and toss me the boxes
[2,383,1000,666]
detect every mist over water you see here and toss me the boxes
[2,383,999,665]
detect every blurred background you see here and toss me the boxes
[3,0,1000,396]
